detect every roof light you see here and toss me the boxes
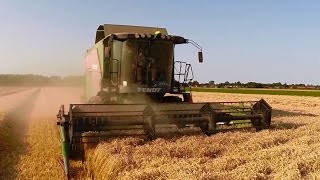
[140,33,146,38]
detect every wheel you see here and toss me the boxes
[163,96,182,102]
[183,93,193,102]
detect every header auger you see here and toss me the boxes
[57,24,272,178]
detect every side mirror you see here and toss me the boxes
[104,47,111,59]
[198,51,203,63]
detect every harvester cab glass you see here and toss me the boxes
[111,39,173,86]
[106,33,203,88]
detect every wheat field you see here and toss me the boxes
[85,93,320,180]
[1,88,320,179]
[0,88,40,179]
[0,87,82,179]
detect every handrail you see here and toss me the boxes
[174,61,194,83]
[110,59,120,86]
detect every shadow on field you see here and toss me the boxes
[272,109,317,118]
[270,121,306,130]
[268,108,314,130]
[0,89,40,180]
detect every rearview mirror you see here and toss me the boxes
[198,51,203,63]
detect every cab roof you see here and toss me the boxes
[101,33,188,45]
[96,24,168,43]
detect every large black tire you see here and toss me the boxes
[163,96,182,102]
[183,93,193,103]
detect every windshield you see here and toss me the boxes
[111,39,173,86]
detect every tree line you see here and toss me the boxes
[1,74,318,90]
[189,80,320,90]
[0,74,84,86]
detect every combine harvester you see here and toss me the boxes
[57,24,272,177]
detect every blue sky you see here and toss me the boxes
[0,1,319,84]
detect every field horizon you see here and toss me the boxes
[192,87,320,97]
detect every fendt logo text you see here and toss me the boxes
[137,88,161,93]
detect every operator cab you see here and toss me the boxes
[102,33,201,91]
[111,38,173,86]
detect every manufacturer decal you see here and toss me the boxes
[138,88,161,93]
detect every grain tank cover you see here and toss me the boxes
[95,24,168,43]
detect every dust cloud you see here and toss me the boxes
[0,86,83,179]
